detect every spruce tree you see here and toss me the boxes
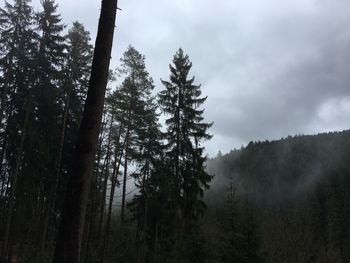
[158,48,213,261]
[47,21,93,251]
[34,0,66,156]
[64,21,93,120]
[0,0,38,259]
[56,21,93,204]
[29,0,66,254]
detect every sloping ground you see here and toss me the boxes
[205,130,350,263]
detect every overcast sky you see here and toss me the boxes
[31,0,350,157]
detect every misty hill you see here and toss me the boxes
[207,130,350,204]
[205,130,350,262]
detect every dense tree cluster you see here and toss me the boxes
[0,1,213,262]
[0,0,93,261]
[206,130,350,263]
[2,1,349,263]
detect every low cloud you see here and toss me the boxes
[32,0,350,156]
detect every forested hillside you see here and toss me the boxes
[205,130,350,263]
[1,0,349,263]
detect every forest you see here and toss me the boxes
[0,0,349,263]
[205,130,350,263]
[0,0,212,262]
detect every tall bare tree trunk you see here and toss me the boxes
[101,127,125,261]
[82,127,109,263]
[0,83,9,174]
[39,90,71,254]
[53,0,119,262]
[120,127,130,225]
[52,90,71,206]
[0,121,9,209]
[120,104,132,226]
[1,96,32,261]
[97,117,113,239]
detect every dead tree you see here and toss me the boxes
[53,0,119,262]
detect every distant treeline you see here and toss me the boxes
[205,130,350,263]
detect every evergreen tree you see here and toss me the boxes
[0,0,38,259]
[111,45,155,224]
[239,196,264,263]
[158,48,213,261]
[219,188,264,263]
[25,0,67,256]
[100,46,159,262]
[127,100,164,262]
[219,182,243,263]
[34,0,66,162]
[56,21,93,203]
[47,21,93,253]
[64,21,93,121]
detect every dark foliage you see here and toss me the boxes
[206,130,350,263]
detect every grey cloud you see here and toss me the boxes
[31,0,350,156]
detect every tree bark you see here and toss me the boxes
[40,89,71,252]
[97,116,113,239]
[53,0,119,262]
[120,127,130,225]
[0,82,9,174]
[52,89,71,205]
[101,126,125,261]
[1,96,32,261]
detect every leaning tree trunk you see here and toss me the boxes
[53,0,119,262]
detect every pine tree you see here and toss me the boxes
[111,45,155,225]
[94,46,159,262]
[158,48,213,261]
[127,99,164,262]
